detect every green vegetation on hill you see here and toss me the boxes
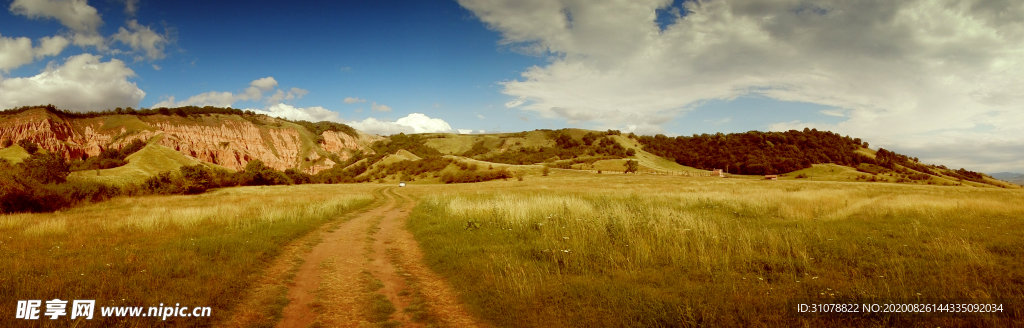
[473,130,630,165]
[638,128,867,175]
[0,145,31,164]
[639,129,1007,187]
[69,139,146,171]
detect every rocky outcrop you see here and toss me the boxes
[0,108,370,174]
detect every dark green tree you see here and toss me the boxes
[624,160,639,174]
[19,152,70,184]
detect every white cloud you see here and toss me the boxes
[0,34,69,72]
[0,53,144,111]
[460,0,1024,171]
[343,97,366,104]
[349,117,416,135]
[10,0,105,48]
[458,129,473,134]
[371,102,392,112]
[349,113,454,135]
[248,103,341,123]
[266,87,308,104]
[111,19,169,61]
[396,113,453,133]
[120,0,138,16]
[819,109,846,117]
[249,76,277,91]
[153,76,287,108]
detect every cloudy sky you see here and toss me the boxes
[1,0,1022,173]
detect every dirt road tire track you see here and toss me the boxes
[270,187,486,328]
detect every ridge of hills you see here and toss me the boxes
[0,105,1016,189]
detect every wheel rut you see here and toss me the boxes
[275,187,487,328]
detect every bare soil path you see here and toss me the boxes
[275,187,487,328]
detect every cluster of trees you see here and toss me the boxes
[440,165,513,184]
[140,159,304,195]
[474,130,632,165]
[292,120,359,140]
[0,150,323,214]
[69,139,147,171]
[369,134,441,160]
[873,148,988,183]
[638,129,867,175]
[0,151,120,213]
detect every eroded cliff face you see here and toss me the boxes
[0,108,371,173]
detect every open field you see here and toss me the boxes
[3,171,1023,327]
[0,184,376,327]
[402,174,1024,327]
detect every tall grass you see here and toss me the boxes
[0,184,376,327]
[406,175,1024,327]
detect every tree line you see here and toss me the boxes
[638,128,869,175]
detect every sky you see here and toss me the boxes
[0,0,1022,173]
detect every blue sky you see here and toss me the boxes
[1,0,1022,173]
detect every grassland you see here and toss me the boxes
[0,184,376,327]
[0,145,30,164]
[403,174,1024,327]
[68,141,215,186]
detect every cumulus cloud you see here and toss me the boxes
[248,103,341,123]
[266,87,308,104]
[0,53,144,111]
[152,76,284,108]
[349,113,454,135]
[460,0,1024,171]
[249,76,277,91]
[343,97,366,104]
[112,20,170,60]
[371,102,392,112]
[10,0,105,48]
[120,0,138,16]
[0,34,69,72]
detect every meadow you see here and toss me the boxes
[0,184,376,327]
[404,173,1024,327]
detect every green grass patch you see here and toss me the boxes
[0,145,30,164]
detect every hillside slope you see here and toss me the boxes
[0,106,378,174]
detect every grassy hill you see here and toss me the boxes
[3,105,1008,189]
[420,130,706,175]
[68,139,221,186]
[0,145,31,164]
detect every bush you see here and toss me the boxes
[242,159,292,186]
[440,168,512,184]
[16,140,38,154]
[20,152,70,184]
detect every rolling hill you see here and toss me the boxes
[0,105,1015,189]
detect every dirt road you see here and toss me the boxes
[274,187,486,328]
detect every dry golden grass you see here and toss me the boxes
[0,184,376,327]
[403,174,1024,327]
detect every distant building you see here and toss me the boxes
[399,182,406,187]
[765,175,778,180]
[713,169,724,177]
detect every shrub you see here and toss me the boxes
[16,140,39,154]
[20,152,70,184]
